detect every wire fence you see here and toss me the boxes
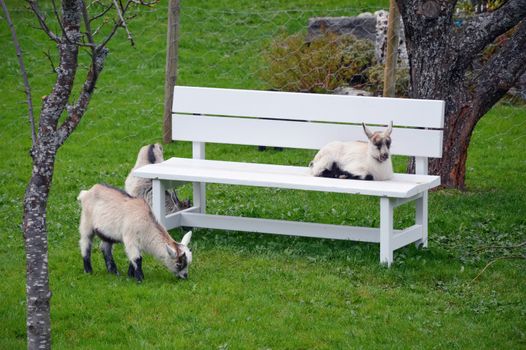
[0,0,524,201]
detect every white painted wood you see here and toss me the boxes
[416,192,428,248]
[172,114,444,158]
[380,197,394,266]
[164,206,200,229]
[152,179,166,227]
[414,157,429,247]
[392,225,423,250]
[415,156,429,175]
[132,158,441,198]
[139,86,444,265]
[192,140,206,213]
[177,212,381,242]
[393,193,423,208]
[173,86,445,128]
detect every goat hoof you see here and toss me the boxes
[127,264,135,278]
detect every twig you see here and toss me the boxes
[92,18,109,37]
[50,0,71,43]
[471,255,526,283]
[2,0,37,145]
[112,0,134,46]
[27,0,60,42]
[97,18,121,49]
[80,0,97,69]
[43,49,57,73]
[97,0,133,50]
[475,241,526,252]
[131,0,158,6]
[90,3,113,22]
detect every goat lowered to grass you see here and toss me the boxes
[309,121,394,181]
[77,184,192,282]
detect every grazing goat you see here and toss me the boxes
[77,184,192,282]
[309,121,394,181]
[125,143,190,213]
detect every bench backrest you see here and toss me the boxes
[172,86,445,160]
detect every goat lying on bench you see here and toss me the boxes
[133,87,444,266]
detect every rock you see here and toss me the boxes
[333,86,372,96]
[374,10,408,66]
[307,11,408,67]
[307,15,377,42]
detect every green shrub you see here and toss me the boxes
[261,32,375,93]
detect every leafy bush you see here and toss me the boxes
[261,32,375,93]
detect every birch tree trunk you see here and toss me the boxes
[397,0,526,188]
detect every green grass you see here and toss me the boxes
[1,0,525,349]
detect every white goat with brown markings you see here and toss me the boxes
[125,143,190,213]
[309,121,394,181]
[78,184,192,282]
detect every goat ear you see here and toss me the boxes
[181,230,192,246]
[166,244,178,258]
[362,122,374,139]
[384,121,393,136]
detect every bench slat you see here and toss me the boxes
[172,114,444,158]
[173,86,445,128]
[132,158,441,198]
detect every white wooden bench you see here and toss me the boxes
[133,86,445,266]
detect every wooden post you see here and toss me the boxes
[163,0,180,143]
[382,0,400,97]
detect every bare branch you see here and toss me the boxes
[132,0,158,6]
[472,20,526,118]
[56,48,109,146]
[97,18,121,49]
[27,0,61,42]
[456,0,526,66]
[112,0,134,46]
[80,0,95,46]
[92,17,110,37]
[97,0,134,50]
[50,0,72,43]
[471,255,526,282]
[43,49,57,74]
[89,2,113,22]
[2,0,37,145]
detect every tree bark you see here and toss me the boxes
[23,0,81,348]
[23,145,57,350]
[17,0,135,348]
[397,0,526,189]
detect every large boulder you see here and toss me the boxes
[307,14,377,42]
[308,10,408,67]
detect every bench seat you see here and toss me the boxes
[133,157,440,199]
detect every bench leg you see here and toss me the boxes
[152,179,166,227]
[380,197,394,267]
[192,140,206,214]
[415,191,428,248]
[193,182,206,214]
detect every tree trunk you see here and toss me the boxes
[23,141,58,349]
[397,0,526,189]
[14,0,136,348]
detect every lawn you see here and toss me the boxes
[0,0,525,349]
